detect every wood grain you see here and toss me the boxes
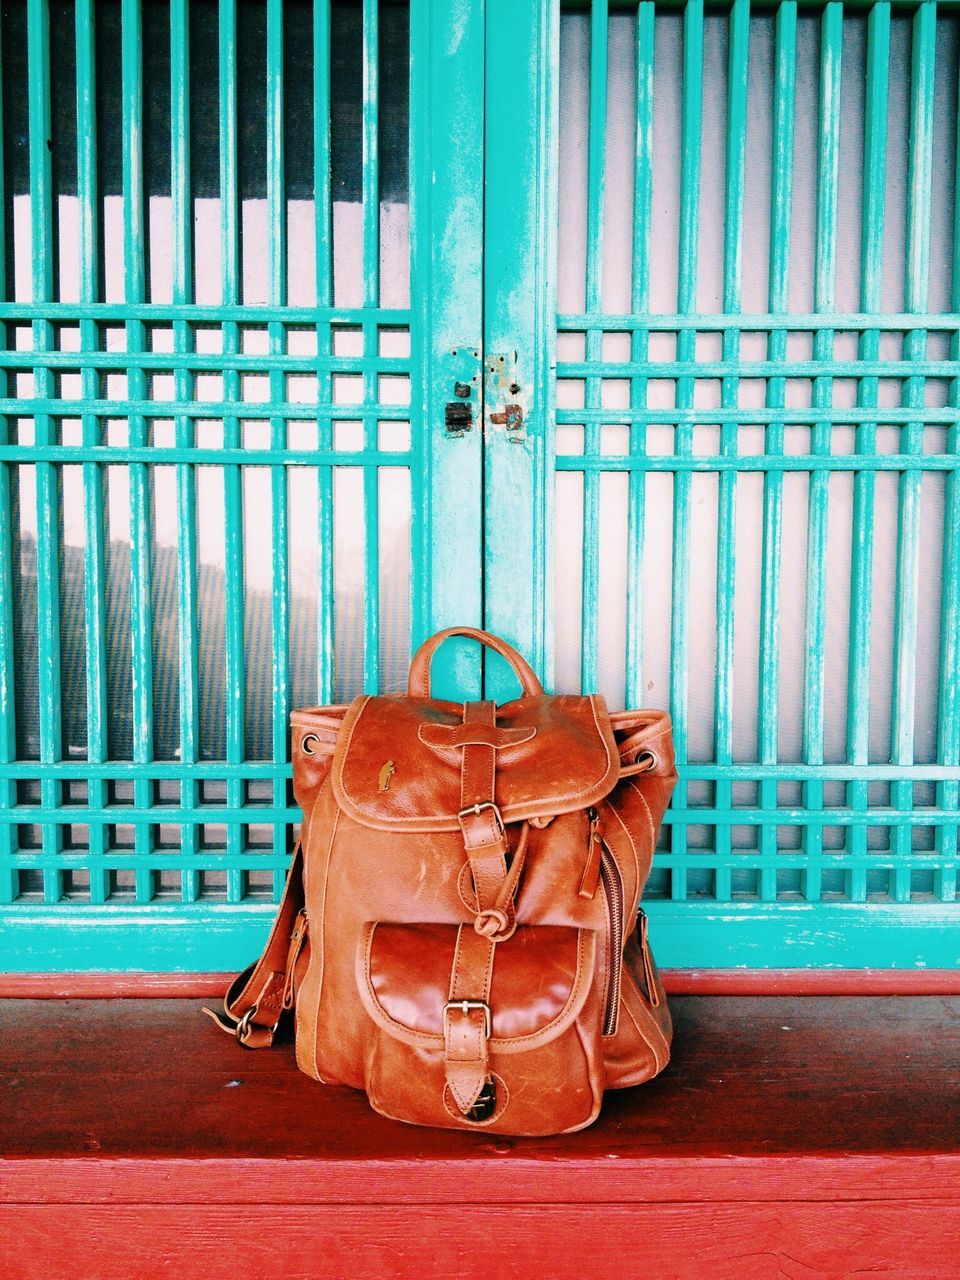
[1,995,958,1278]
[3,1202,960,1280]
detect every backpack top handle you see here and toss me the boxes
[407,627,545,699]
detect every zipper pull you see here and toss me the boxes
[638,908,660,1008]
[281,909,309,1010]
[578,807,603,899]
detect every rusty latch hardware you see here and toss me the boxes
[444,347,481,435]
[490,404,524,432]
[445,401,472,433]
[485,351,527,441]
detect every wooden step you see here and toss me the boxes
[2,995,958,1279]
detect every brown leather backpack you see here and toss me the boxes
[207,627,677,1136]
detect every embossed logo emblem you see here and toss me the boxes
[378,761,396,792]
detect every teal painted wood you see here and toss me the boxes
[3,900,958,974]
[219,0,247,892]
[172,0,201,902]
[76,0,110,905]
[845,0,888,903]
[713,0,749,901]
[757,0,795,903]
[668,0,704,905]
[890,1,936,900]
[482,0,558,698]
[0,0,478,967]
[548,0,959,966]
[1,0,959,973]
[409,0,485,700]
[935,41,960,901]
[624,1,655,712]
[0,10,14,905]
[28,0,64,896]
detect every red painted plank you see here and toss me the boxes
[1,996,958,1207]
[4,967,960,998]
[663,968,960,995]
[0,971,233,999]
[3,1201,960,1280]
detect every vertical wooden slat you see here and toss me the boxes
[668,0,705,902]
[934,17,960,904]
[267,0,290,892]
[219,0,246,896]
[579,0,608,695]
[171,0,201,901]
[0,11,17,904]
[624,1,655,711]
[890,0,936,899]
[121,0,156,902]
[757,0,797,902]
[361,0,381,693]
[845,0,890,902]
[76,0,110,904]
[27,0,64,898]
[314,0,334,705]
[800,0,843,902]
[713,0,750,901]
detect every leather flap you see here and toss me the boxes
[331,693,619,831]
[357,923,596,1053]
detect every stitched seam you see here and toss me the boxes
[604,795,642,896]
[624,776,657,875]
[419,724,536,749]
[309,805,341,1079]
[621,973,670,1072]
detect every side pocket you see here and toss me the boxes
[355,922,607,1137]
[603,921,672,1089]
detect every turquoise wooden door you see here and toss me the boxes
[2,0,959,976]
[0,0,486,970]
[485,0,960,970]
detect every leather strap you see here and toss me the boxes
[202,843,308,1049]
[407,627,544,698]
[458,701,510,914]
[443,924,496,1114]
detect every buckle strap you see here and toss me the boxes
[202,842,306,1050]
[459,702,510,914]
[443,924,496,1117]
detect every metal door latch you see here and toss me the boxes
[444,347,481,436]
[485,352,526,441]
[490,403,523,432]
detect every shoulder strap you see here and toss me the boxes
[202,843,308,1049]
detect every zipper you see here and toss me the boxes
[598,845,624,1036]
[579,806,603,899]
[637,908,660,1008]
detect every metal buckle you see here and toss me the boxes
[457,801,505,841]
[443,999,492,1039]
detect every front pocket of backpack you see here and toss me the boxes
[356,922,605,1136]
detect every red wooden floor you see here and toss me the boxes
[2,995,959,1279]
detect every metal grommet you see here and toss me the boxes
[635,750,659,773]
[301,733,320,756]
